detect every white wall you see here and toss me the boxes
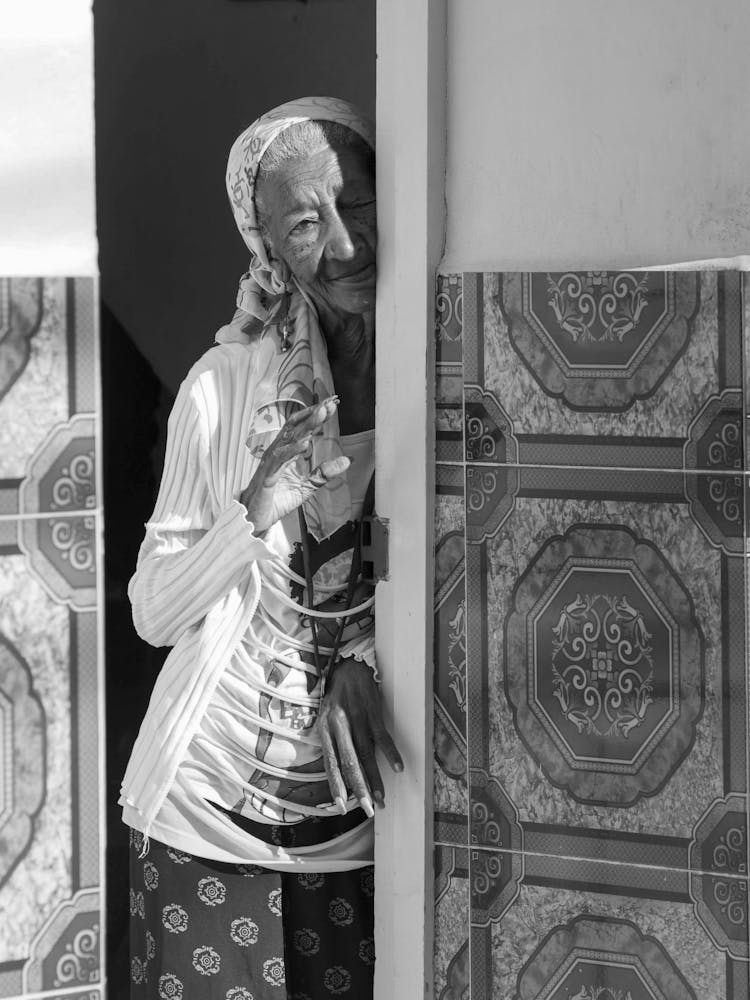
[442,0,750,271]
[0,0,96,274]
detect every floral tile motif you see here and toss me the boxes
[465,467,748,871]
[463,271,745,473]
[0,530,101,988]
[434,489,468,844]
[436,274,464,464]
[17,513,98,612]
[461,850,748,1000]
[433,270,750,994]
[743,272,750,490]
[434,846,469,1000]
[0,277,97,518]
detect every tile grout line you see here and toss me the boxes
[0,507,104,523]
[462,271,473,995]
[91,273,107,995]
[3,985,102,1000]
[744,271,750,955]
[433,838,750,882]
[436,458,749,478]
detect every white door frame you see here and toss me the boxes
[374,2,447,997]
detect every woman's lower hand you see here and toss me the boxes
[240,396,348,532]
[316,658,403,816]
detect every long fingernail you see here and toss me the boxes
[335,796,348,815]
[360,796,375,818]
[394,762,404,773]
[373,790,385,809]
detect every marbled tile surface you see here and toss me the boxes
[434,492,468,840]
[434,846,469,1000]
[744,273,750,468]
[0,277,97,519]
[0,547,72,960]
[433,269,750,997]
[0,279,69,480]
[462,271,746,473]
[465,850,746,1000]
[0,274,101,1000]
[468,474,746,854]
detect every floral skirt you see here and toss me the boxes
[128,823,374,1000]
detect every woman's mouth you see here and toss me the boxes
[328,262,376,286]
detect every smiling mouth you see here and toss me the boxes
[329,262,376,284]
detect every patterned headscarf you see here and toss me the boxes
[217,97,375,541]
[223,96,374,325]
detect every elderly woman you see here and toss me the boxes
[121,97,402,1000]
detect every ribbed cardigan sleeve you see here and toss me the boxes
[128,373,272,648]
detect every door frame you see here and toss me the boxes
[374,2,447,997]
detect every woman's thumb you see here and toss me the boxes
[310,456,350,486]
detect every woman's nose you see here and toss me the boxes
[324,212,357,261]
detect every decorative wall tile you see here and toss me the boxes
[433,268,750,996]
[466,469,747,862]
[0,525,102,997]
[434,488,468,845]
[0,278,97,518]
[464,851,747,1000]
[18,513,98,612]
[0,276,102,1000]
[462,271,745,473]
[435,275,469,848]
[436,274,464,464]
[433,846,469,1000]
[743,272,750,508]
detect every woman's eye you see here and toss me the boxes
[291,219,317,236]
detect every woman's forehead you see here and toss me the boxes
[259,146,374,214]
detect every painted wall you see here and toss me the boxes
[95,0,376,394]
[0,4,104,1000]
[442,0,750,271]
[0,2,96,274]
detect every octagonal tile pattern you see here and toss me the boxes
[434,850,748,1000]
[437,469,747,850]
[505,524,703,805]
[432,270,750,999]
[460,270,744,470]
[0,636,45,887]
[0,277,97,517]
[0,276,102,1000]
[689,794,749,960]
[503,271,697,411]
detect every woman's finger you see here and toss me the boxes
[353,730,384,808]
[371,719,404,774]
[263,432,322,481]
[285,395,339,434]
[359,704,402,808]
[330,710,374,817]
[310,456,350,483]
[319,713,348,812]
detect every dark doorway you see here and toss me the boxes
[94,1,375,993]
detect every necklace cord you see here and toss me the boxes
[298,471,376,689]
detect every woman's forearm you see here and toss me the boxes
[128,501,272,646]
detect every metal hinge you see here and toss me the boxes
[361,514,390,584]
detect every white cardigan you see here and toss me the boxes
[120,341,374,870]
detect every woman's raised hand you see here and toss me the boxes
[240,396,348,532]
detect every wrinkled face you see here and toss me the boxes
[256,143,376,319]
